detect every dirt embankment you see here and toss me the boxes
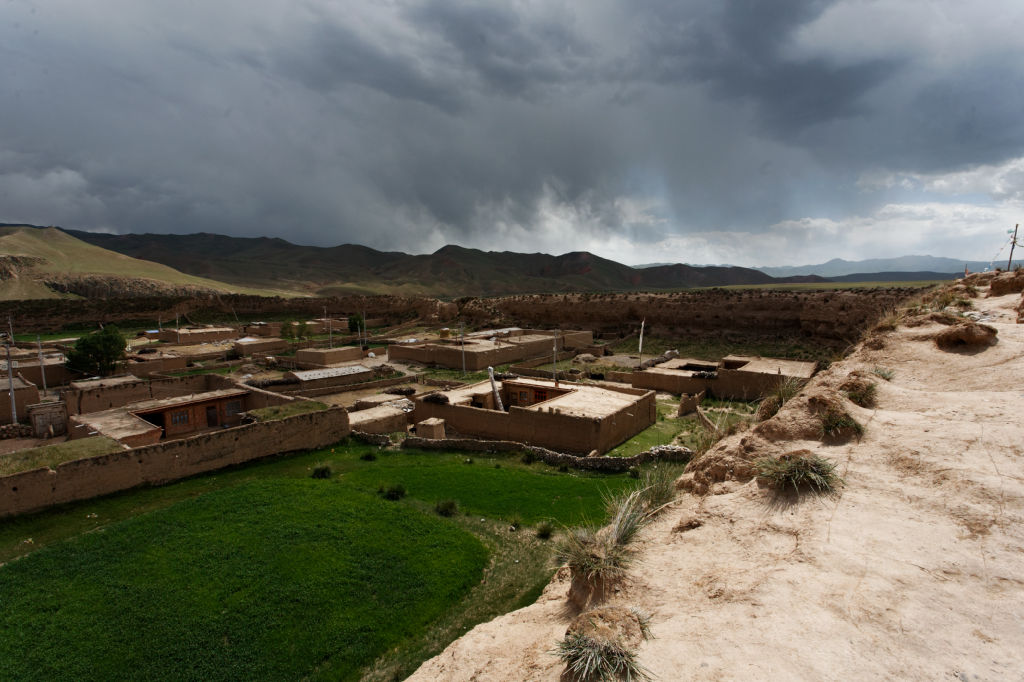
[1,287,910,342]
[410,281,1024,680]
[0,294,456,333]
[461,288,918,343]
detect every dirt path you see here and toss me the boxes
[408,287,1024,681]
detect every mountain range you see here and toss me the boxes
[62,228,825,297]
[0,223,967,301]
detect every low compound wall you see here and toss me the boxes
[413,387,655,455]
[402,437,691,471]
[0,406,350,517]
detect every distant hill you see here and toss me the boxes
[63,228,827,297]
[828,271,959,283]
[0,225,276,300]
[758,256,988,278]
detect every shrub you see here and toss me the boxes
[435,499,458,517]
[756,395,782,422]
[380,484,406,501]
[521,451,536,464]
[872,366,894,381]
[871,307,905,332]
[536,521,554,540]
[555,527,631,584]
[555,632,651,682]
[819,408,864,441]
[755,451,842,495]
[639,467,676,511]
[311,465,332,479]
[840,377,877,408]
[359,452,377,461]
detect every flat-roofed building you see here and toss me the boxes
[388,328,593,370]
[630,355,817,400]
[412,377,653,455]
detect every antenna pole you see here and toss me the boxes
[1009,224,1019,271]
[5,342,16,424]
[37,335,47,394]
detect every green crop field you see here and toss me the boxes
[0,442,635,680]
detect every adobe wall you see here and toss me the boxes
[11,363,71,388]
[295,346,362,367]
[128,355,189,378]
[630,368,791,400]
[596,389,656,452]
[62,374,242,415]
[157,328,237,344]
[631,371,709,395]
[411,398,645,454]
[348,405,407,434]
[0,406,350,517]
[0,384,41,425]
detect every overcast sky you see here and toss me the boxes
[2,0,1023,266]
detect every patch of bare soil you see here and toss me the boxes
[408,286,1024,681]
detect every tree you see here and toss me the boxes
[348,313,364,333]
[66,326,127,376]
[295,321,308,339]
[280,323,294,340]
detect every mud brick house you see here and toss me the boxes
[631,355,817,400]
[233,336,289,356]
[294,346,363,368]
[68,388,259,447]
[156,326,236,345]
[388,328,593,371]
[412,377,654,454]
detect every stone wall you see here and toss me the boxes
[0,406,350,517]
[402,437,692,471]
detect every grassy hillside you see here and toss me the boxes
[0,226,290,299]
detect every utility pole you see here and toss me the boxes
[5,341,16,424]
[36,334,47,394]
[325,306,332,348]
[552,329,559,387]
[1008,224,1020,271]
[638,318,645,369]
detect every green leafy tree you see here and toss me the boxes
[348,313,364,333]
[66,326,127,376]
[280,323,294,340]
[295,321,309,339]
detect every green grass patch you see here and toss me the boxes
[249,400,328,421]
[606,401,687,457]
[342,450,633,525]
[0,436,123,476]
[0,479,488,681]
[0,441,638,680]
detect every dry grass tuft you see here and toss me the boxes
[755,450,843,495]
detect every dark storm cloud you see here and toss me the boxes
[1,0,1022,265]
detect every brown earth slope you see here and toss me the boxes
[409,283,1024,680]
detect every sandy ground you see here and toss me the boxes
[408,288,1024,681]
